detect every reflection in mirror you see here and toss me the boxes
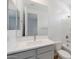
[7,0,17,30]
[27,13,38,36]
[7,0,49,41]
[13,0,49,40]
[23,1,48,37]
[7,9,17,30]
[7,0,17,41]
[7,9,20,30]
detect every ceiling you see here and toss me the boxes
[8,0,71,15]
[9,0,71,9]
[31,0,71,9]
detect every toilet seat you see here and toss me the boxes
[58,50,70,59]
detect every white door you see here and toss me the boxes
[37,52,53,59]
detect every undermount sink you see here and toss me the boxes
[26,40,44,46]
[17,40,43,47]
[25,39,53,46]
[16,39,53,49]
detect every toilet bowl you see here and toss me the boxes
[57,50,71,59]
[55,41,71,59]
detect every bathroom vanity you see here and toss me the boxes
[7,39,55,59]
[7,0,55,59]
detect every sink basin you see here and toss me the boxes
[26,40,44,46]
[16,39,53,49]
[16,40,44,47]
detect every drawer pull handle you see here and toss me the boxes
[37,58,40,59]
[24,57,28,59]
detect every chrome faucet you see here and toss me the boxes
[34,35,36,41]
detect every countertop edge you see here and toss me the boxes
[7,43,54,55]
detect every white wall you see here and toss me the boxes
[48,0,71,42]
[61,17,71,42]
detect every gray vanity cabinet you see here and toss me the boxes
[7,56,35,59]
[7,50,36,59]
[7,45,54,59]
[7,55,21,59]
[37,45,54,59]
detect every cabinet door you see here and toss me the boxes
[8,56,35,59]
[37,51,53,59]
[7,55,21,59]
[37,45,54,55]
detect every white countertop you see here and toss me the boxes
[7,38,55,55]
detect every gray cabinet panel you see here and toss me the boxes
[37,45,54,54]
[7,50,35,59]
[37,52,53,59]
[23,57,35,59]
[7,45,54,59]
[14,50,35,58]
[7,55,21,59]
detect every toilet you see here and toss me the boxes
[56,42,71,59]
[57,50,70,59]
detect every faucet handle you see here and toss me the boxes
[66,35,69,39]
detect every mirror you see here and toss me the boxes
[7,0,17,30]
[7,0,49,41]
[7,0,18,40]
[23,0,49,37]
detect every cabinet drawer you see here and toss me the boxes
[37,51,53,59]
[8,50,35,58]
[23,56,35,59]
[37,45,54,54]
[17,50,35,58]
